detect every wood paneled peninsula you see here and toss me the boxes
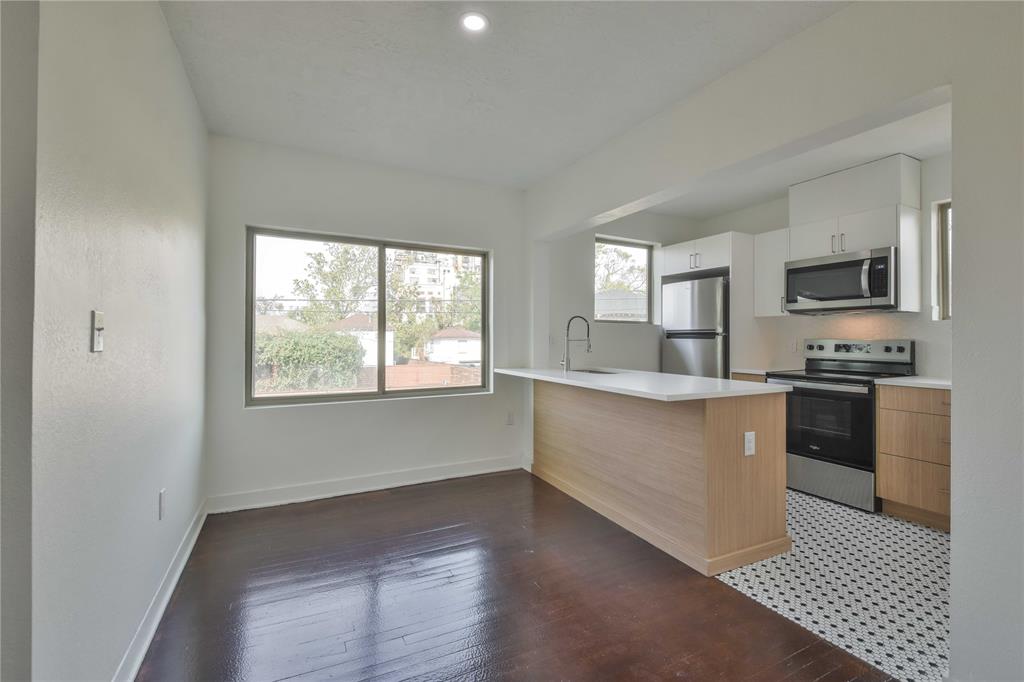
[497,368,793,576]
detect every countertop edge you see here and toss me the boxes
[496,368,792,402]
[874,377,952,390]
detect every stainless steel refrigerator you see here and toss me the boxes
[660,269,729,378]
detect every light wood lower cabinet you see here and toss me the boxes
[877,409,950,466]
[877,385,951,416]
[532,381,790,576]
[877,454,950,516]
[731,373,766,383]
[876,385,952,531]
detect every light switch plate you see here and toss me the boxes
[91,311,104,352]
[743,431,756,456]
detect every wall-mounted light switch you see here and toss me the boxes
[743,431,756,456]
[91,311,104,352]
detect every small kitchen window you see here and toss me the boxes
[594,238,652,323]
[934,202,952,320]
[246,226,489,406]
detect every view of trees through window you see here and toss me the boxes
[250,231,485,401]
[594,239,651,322]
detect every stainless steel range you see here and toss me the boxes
[766,339,915,511]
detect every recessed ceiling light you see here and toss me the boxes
[460,12,488,33]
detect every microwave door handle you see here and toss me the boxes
[861,259,871,297]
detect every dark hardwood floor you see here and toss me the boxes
[138,471,891,681]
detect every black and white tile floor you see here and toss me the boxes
[718,490,949,682]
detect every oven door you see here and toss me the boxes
[767,378,875,471]
[784,247,896,314]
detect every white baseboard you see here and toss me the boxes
[206,455,524,514]
[112,501,207,682]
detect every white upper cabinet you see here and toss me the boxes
[661,241,695,276]
[837,205,900,253]
[788,217,838,261]
[660,233,733,275]
[789,154,921,225]
[754,228,790,317]
[692,233,732,271]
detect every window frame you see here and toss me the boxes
[245,225,490,407]
[935,201,952,321]
[593,236,654,324]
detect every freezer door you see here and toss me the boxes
[662,276,725,332]
[661,335,726,378]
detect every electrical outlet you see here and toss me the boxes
[158,488,166,521]
[743,432,756,456]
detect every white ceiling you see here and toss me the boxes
[161,2,844,187]
[648,103,952,219]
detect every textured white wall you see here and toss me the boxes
[32,3,207,679]
[204,135,529,508]
[1,2,38,679]
[525,3,1024,676]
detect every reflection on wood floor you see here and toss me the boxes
[138,471,891,681]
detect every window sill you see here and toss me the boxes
[244,385,492,409]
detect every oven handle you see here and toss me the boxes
[766,378,870,394]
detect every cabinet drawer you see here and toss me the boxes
[878,409,950,465]
[877,386,951,416]
[877,454,950,515]
[731,373,766,383]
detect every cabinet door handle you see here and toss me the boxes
[840,233,846,252]
[831,235,836,254]
[688,254,694,269]
[780,296,785,313]
[695,252,701,268]
[940,438,951,445]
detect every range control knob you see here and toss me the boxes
[806,344,815,351]
[896,345,906,353]
[884,345,893,353]
[816,344,825,351]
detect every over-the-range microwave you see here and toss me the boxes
[784,246,897,315]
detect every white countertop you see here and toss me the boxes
[875,376,952,390]
[495,367,792,402]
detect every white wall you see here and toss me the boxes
[32,3,208,680]
[688,153,952,378]
[541,212,693,371]
[204,135,529,510]
[0,2,38,678]
[524,3,1023,677]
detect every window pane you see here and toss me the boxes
[252,234,378,397]
[385,248,483,390]
[595,241,650,321]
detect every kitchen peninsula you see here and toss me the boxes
[497,368,793,576]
